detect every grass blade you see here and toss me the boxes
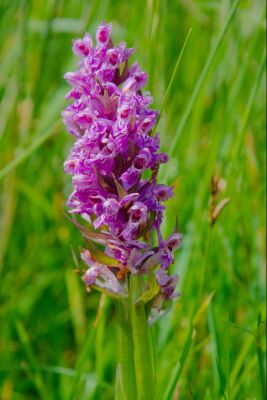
[0,120,60,181]
[170,0,241,155]
[15,320,48,400]
[232,50,266,163]
[152,28,192,135]
[256,312,266,400]
[162,324,193,400]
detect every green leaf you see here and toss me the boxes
[113,177,128,201]
[64,213,112,243]
[84,238,119,267]
[136,270,160,304]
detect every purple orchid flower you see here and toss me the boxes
[63,21,182,305]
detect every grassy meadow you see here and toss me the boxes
[0,0,266,399]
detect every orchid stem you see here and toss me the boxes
[116,297,137,400]
[130,274,156,400]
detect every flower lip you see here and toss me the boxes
[132,148,151,170]
[122,77,137,93]
[72,174,91,188]
[64,159,78,174]
[131,208,142,222]
[155,184,174,202]
[120,107,130,119]
[128,202,147,223]
[166,233,182,252]
[157,190,166,200]
[83,267,99,286]
[72,33,93,57]
[96,22,111,44]
[133,157,146,170]
[107,48,120,65]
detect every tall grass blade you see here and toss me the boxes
[162,324,193,400]
[170,0,241,155]
[152,28,192,135]
[0,121,60,181]
[256,312,266,400]
[231,50,266,164]
[15,320,48,400]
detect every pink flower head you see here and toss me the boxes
[62,22,182,303]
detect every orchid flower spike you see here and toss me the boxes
[62,21,182,310]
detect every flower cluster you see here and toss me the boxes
[63,22,181,305]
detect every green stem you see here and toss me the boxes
[130,275,156,400]
[116,297,137,400]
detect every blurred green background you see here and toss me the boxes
[0,0,266,399]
